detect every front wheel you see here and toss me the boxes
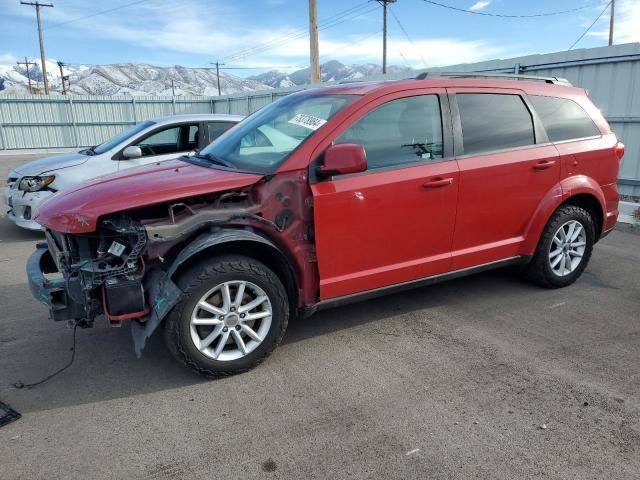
[524,205,595,288]
[164,255,289,377]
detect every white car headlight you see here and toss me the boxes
[18,175,55,192]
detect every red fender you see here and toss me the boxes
[520,175,606,255]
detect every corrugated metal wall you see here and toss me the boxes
[0,96,215,151]
[1,43,639,195]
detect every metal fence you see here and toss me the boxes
[1,42,639,195]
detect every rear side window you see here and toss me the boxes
[336,95,444,170]
[529,95,600,142]
[207,121,236,143]
[457,94,535,155]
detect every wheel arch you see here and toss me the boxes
[562,193,603,240]
[521,177,606,254]
[168,228,299,313]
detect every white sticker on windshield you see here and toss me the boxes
[287,113,327,131]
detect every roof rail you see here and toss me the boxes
[414,72,572,86]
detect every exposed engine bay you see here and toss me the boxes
[30,172,318,355]
[44,214,148,326]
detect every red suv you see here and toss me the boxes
[28,74,624,376]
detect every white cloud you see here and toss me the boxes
[4,0,515,73]
[316,36,506,69]
[77,7,509,69]
[469,1,491,12]
[0,53,17,64]
[587,0,640,43]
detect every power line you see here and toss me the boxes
[420,0,603,18]
[45,0,155,29]
[389,8,427,68]
[223,2,379,62]
[222,2,372,62]
[569,1,612,50]
[387,32,412,69]
[321,29,383,59]
[35,61,308,70]
[219,65,308,70]
[225,6,379,63]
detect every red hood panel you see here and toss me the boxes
[34,159,263,233]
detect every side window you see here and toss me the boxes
[135,126,181,156]
[336,95,443,170]
[187,125,199,149]
[457,94,535,155]
[529,95,600,142]
[207,122,236,143]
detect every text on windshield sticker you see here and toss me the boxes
[287,113,327,131]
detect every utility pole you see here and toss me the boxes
[171,79,175,96]
[608,0,615,46]
[214,61,224,96]
[21,1,54,95]
[377,0,397,74]
[17,57,36,94]
[57,60,67,94]
[309,0,321,83]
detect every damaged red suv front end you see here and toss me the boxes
[28,153,318,355]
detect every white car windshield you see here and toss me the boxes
[92,120,155,155]
[196,94,356,174]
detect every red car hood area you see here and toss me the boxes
[34,159,263,233]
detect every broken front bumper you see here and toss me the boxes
[4,187,50,231]
[27,242,183,356]
[26,244,85,322]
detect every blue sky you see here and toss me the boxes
[1,0,638,76]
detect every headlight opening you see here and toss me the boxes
[18,175,55,192]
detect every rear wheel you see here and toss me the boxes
[164,255,289,377]
[524,205,595,288]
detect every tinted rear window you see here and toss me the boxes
[457,94,535,155]
[530,95,600,142]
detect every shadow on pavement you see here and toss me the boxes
[0,266,533,414]
[0,216,44,243]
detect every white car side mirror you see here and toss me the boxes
[122,146,142,159]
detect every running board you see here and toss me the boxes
[302,256,528,318]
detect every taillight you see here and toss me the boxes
[614,141,625,160]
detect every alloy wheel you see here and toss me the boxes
[548,220,587,277]
[189,280,273,361]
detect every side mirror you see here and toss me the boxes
[122,146,142,159]
[319,143,366,176]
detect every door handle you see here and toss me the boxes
[533,160,556,170]
[423,177,453,188]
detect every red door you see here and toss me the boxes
[447,89,560,269]
[311,91,459,299]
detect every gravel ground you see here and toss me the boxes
[1,154,639,479]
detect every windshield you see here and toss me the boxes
[92,120,155,155]
[197,94,356,173]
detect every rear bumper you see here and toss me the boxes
[602,182,620,234]
[26,245,85,322]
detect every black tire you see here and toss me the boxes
[524,205,595,288]
[164,255,289,377]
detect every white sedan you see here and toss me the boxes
[4,114,242,230]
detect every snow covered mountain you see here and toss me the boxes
[248,60,414,88]
[0,59,415,96]
[0,60,270,96]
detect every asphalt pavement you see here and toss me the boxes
[1,153,639,479]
